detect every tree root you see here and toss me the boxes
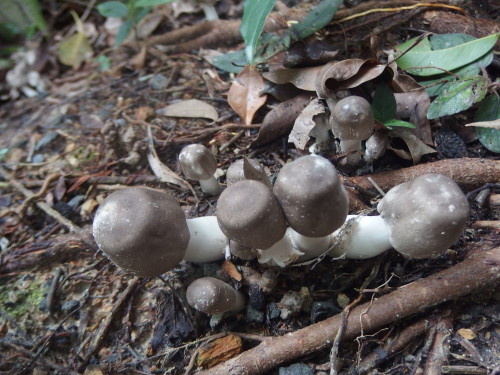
[195,243,500,375]
[346,158,500,193]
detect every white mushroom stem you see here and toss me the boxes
[198,176,224,196]
[257,215,392,266]
[339,139,363,165]
[183,216,227,263]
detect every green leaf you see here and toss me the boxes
[131,5,150,22]
[429,33,475,49]
[371,83,396,123]
[474,94,500,153]
[115,19,133,46]
[97,1,129,18]
[210,50,246,73]
[427,76,489,119]
[240,0,275,64]
[135,0,176,6]
[396,33,499,76]
[0,0,47,37]
[288,0,342,40]
[383,119,415,128]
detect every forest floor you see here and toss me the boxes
[0,0,499,374]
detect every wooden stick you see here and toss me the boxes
[195,244,500,375]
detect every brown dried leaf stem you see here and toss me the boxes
[195,244,500,375]
[346,158,500,192]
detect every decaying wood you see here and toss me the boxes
[195,244,500,375]
[346,158,500,193]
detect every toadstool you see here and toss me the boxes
[330,96,374,166]
[186,277,246,315]
[92,187,226,277]
[225,158,267,186]
[179,144,223,195]
[328,174,470,259]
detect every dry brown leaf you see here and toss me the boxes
[466,119,500,129]
[251,94,311,147]
[289,98,326,150]
[156,99,218,121]
[263,65,322,91]
[228,65,268,125]
[146,126,192,190]
[243,157,271,188]
[391,127,436,164]
[222,260,243,281]
[457,328,477,340]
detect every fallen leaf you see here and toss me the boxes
[263,65,322,91]
[289,98,326,150]
[146,126,192,190]
[395,91,432,145]
[457,328,476,340]
[156,99,219,121]
[57,11,93,69]
[242,157,271,187]
[466,119,500,129]
[228,65,268,125]
[251,94,311,147]
[222,260,243,281]
[391,127,436,164]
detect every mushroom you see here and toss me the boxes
[330,96,374,166]
[328,174,470,259]
[92,187,226,277]
[179,144,223,195]
[216,179,287,250]
[376,174,470,258]
[270,155,349,263]
[186,277,246,315]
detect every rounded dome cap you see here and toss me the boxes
[217,180,287,249]
[330,96,374,140]
[226,158,265,185]
[92,188,190,277]
[179,144,217,180]
[377,174,469,258]
[186,277,239,315]
[273,155,349,237]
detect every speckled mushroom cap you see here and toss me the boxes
[186,277,239,315]
[330,96,374,140]
[179,144,217,180]
[92,187,190,277]
[377,174,470,259]
[216,179,287,249]
[273,155,349,237]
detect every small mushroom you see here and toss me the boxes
[179,144,223,195]
[186,277,246,315]
[377,174,469,258]
[330,96,374,166]
[216,179,287,250]
[328,174,469,260]
[92,187,226,277]
[226,158,267,186]
[270,155,349,263]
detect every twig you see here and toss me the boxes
[424,310,454,375]
[441,365,488,374]
[78,277,140,370]
[0,166,84,236]
[195,244,500,375]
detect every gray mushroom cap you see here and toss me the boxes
[186,277,239,315]
[226,158,265,185]
[273,155,349,237]
[179,144,217,180]
[377,174,470,259]
[92,188,190,277]
[330,96,374,140]
[217,179,287,249]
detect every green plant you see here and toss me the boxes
[371,82,415,129]
[96,0,176,46]
[213,0,343,72]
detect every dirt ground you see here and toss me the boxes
[0,0,499,374]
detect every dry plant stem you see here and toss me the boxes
[424,311,453,375]
[195,245,500,375]
[78,277,140,370]
[347,158,500,192]
[441,365,489,374]
[356,319,428,374]
[0,166,84,236]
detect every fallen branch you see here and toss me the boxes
[346,158,500,192]
[195,244,500,375]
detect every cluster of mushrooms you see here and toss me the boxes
[93,112,470,317]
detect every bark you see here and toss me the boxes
[346,158,500,192]
[195,244,500,375]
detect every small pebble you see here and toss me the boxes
[246,305,265,324]
[278,363,314,375]
[149,74,169,90]
[310,301,341,323]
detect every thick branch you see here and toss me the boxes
[346,158,500,192]
[196,244,500,375]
